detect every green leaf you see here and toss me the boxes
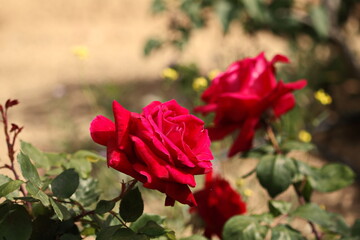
[0,180,23,198]
[73,178,100,207]
[112,228,137,240]
[268,200,292,217]
[351,219,360,236]
[96,225,122,240]
[256,155,297,197]
[120,187,144,222]
[151,0,166,14]
[180,235,208,240]
[65,157,92,179]
[310,5,329,38]
[292,203,350,235]
[144,38,163,56]
[271,224,305,240]
[222,215,269,240]
[21,140,50,170]
[73,150,106,162]
[51,168,79,198]
[130,214,165,233]
[138,220,165,237]
[95,200,116,214]
[308,163,355,192]
[0,204,32,240]
[26,181,50,206]
[50,198,71,221]
[215,1,233,33]
[280,140,314,153]
[18,151,42,188]
[242,0,268,22]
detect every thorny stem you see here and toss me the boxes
[265,124,282,154]
[0,102,28,201]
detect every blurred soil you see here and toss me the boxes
[0,0,359,238]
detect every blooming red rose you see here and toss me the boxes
[90,100,213,207]
[195,52,307,157]
[190,172,246,238]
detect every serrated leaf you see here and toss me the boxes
[18,151,42,188]
[51,168,79,198]
[26,181,50,206]
[222,215,268,240]
[268,200,292,217]
[95,200,115,214]
[308,163,355,192]
[0,204,32,240]
[292,203,350,235]
[50,198,71,221]
[21,140,50,170]
[120,187,144,222]
[0,180,23,198]
[138,220,165,237]
[256,155,297,197]
[271,224,305,240]
[131,214,165,232]
[73,178,100,207]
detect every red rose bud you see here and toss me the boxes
[90,100,213,207]
[195,52,307,157]
[190,172,247,238]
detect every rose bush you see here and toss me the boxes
[90,99,213,206]
[190,172,247,238]
[195,53,307,157]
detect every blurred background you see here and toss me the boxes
[0,0,360,237]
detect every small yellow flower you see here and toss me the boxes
[208,69,221,80]
[319,204,326,210]
[192,77,208,91]
[298,130,312,143]
[161,68,179,81]
[72,45,89,60]
[314,89,332,105]
[236,178,245,187]
[243,188,253,197]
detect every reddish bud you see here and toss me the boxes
[10,123,19,132]
[5,99,19,109]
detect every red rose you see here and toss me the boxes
[190,172,246,238]
[195,53,307,156]
[90,100,213,207]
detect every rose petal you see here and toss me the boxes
[112,101,131,150]
[228,118,259,157]
[90,115,115,146]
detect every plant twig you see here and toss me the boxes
[265,124,282,154]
